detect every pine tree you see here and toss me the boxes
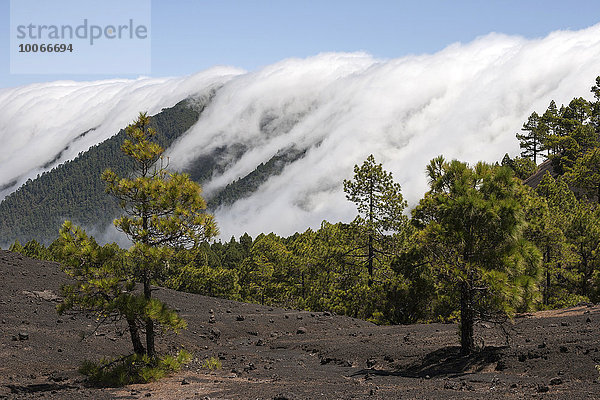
[101,112,218,358]
[412,156,541,354]
[343,155,408,282]
[516,111,546,164]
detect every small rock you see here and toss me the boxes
[145,393,151,397]
[209,327,221,340]
[366,359,376,368]
[247,331,258,336]
[550,377,563,385]
[269,319,274,323]
[560,321,570,327]
[236,315,245,321]
[284,315,289,319]
[209,309,214,314]
[208,315,216,324]
[226,309,232,313]
[537,384,549,393]
[586,317,592,323]
[256,339,264,346]
[18,332,29,341]
[296,327,307,334]
[181,378,190,385]
[549,323,558,327]
[273,393,296,400]
[538,342,546,349]
[296,315,303,320]
[323,311,331,316]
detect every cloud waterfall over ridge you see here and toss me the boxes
[0,67,244,199]
[166,25,600,238]
[1,24,600,240]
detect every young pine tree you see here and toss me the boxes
[412,157,541,354]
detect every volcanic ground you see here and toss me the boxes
[1,250,600,399]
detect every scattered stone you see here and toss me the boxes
[366,359,376,368]
[444,380,460,390]
[586,317,592,323]
[226,309,232,313]
[269,319,274,323]
[145,393,152,397]
[323,311,331,317]
[247,331,258,336]
[181,378,190,385]
[236,315,245,321]
[209,315,216,324]
[538,342,546,349]
[284,315,289,319]
[549,323,558,327]
[256,339,264,346]
[18,332,29,341]
[296,315,303,320]
[209,327,221,340]
[537,385,549,393]
[273,393,297,400]
[550,377,563,385]
[296,327,307,335]
[561,321,570,327]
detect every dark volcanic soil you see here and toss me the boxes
[1,250,600,399]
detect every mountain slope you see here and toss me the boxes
[0,98,205,245]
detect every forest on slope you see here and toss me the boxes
[10,77,600,333]
[0,94,307,246]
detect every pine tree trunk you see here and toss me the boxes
[367,233,374,282]
[544,247,550,306]
[144,277,155,359]
[127,317,145,355]
[460,281,474,355]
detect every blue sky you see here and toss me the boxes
[1,0,600,88]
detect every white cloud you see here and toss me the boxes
[2,24,600,241]
[166,24,600,238]
[0,67,244,199]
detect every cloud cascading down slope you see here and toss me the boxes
[167,24,600,238]
[2,24,600,239]
[0,67,244,199]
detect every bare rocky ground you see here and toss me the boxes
[1,249,600,399]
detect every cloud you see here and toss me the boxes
[0,67,244,199]
[2,24,600,241]
[165,24,600,239]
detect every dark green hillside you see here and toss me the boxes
[207,146,306,208]
[0,95,309,245]
[0,97,205,245]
